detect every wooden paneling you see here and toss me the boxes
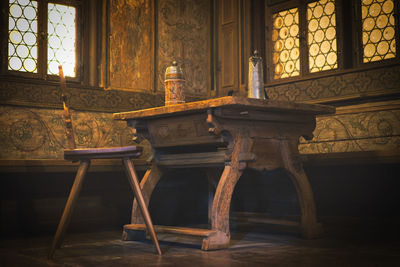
[299,100,400,154]
[217,0,239,96]
[221,26,236,89]
[109,0,154,91]
[0,79,206,112]
[156,0,211,97]
[0,105,152,160]
[222,0,234,24]
[266,65,400,103]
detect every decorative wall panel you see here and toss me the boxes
[157,0,211,96]
[217,0,239,97]
[299,107,400,153]
[109,0,153,91]
[0,81,166,112]
[0,105,151,160]
[266,65,400,102]
[221,26,235,87]
[0,104,399,159]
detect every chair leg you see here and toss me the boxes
[123,157,162,255]
[48,159,90,259]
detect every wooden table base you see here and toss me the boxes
[114,97,333,250]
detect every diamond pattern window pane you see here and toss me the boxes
[271,8,300,79]
[307,0,338,73]
[47,3,76,77]
[8,0,38,73]
[362,0,396,62]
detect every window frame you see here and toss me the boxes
[0,0,99,86]
[265,0,344,83]
[353,0,400,67]
[264,0,400,87]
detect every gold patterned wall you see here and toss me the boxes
[108,0,212,96]
[1,102,398,159]
[266,65,400,103]
[0,105,151,160]
[299,103,400,154]
[1,0,399,161]
[109,0,153,91]
[156,0,211,96]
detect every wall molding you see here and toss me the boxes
[299,99,400,154]
[266,64,400,104]
[0,80,204,112]
[0,105,153,160]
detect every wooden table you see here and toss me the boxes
[113,96,335,250]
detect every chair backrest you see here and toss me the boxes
[59,65,76,150]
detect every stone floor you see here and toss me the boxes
[1,218,399,267]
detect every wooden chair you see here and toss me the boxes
[48,66,161,258]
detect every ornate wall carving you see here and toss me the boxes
[2,65,397,112]
[109,0,153,91]
[2,103,398,160]
[0,81,164,112]
[299,107,400,154]
[0,105,151,160]
[157,0,211,96]
[0,80,206,112]
[1,104,399,159]
[266,65,400,103]
[1,0,399,161]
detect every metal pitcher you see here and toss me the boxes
[248,50,266,99]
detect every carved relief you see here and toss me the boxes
[151,121,194,141]
[0,80,204,112]
[8,110,47,152]
[157,125,170,138]
[0,105,151,159]
[109,0,153,91]
[299,109,400,153]
[157,0,211,96]
[266,65,400,102]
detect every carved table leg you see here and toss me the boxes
[123,163,163,241]
[281,140,323,239]
[202,134,251,250]
[205,168,222,226]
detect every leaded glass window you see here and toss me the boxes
[47,3,76,77]
[8,0,38,73]
[269,0,339,80]
[271,8,300,79]
[7,0,77,78]
[307,0,338,72]
[362,0,396,62]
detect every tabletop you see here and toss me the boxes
[113,96,335,121]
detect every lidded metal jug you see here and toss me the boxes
[248,50,266,99]
[164,61,185,105]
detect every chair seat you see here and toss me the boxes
[64,145,143,160]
